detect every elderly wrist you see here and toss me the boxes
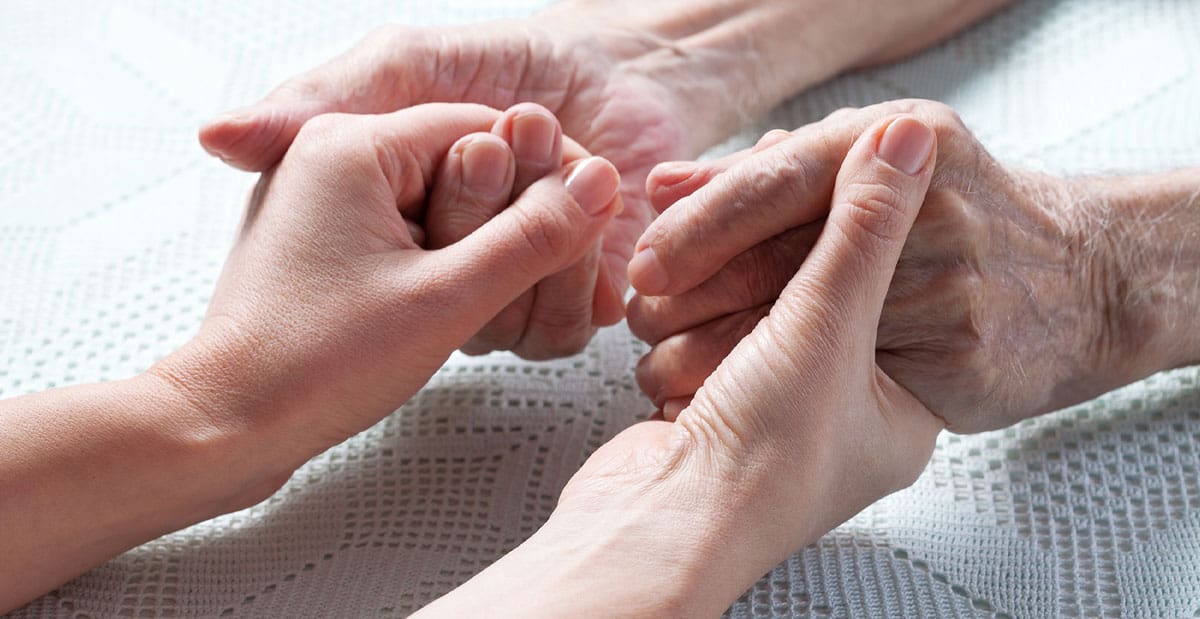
[534,0,844,152]
[1060,171,1200,386]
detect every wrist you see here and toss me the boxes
[0,375,292,611]
[538,1,1013,154]
[534,0,851,154]
[416,425,747,617]
[143,324,311,503]
[129,370,293,514]
[1062,170,1200,388]
[417,508,714,617]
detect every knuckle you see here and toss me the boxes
[770,145,821,202]
[431,207,491,244]
[822,106,858,123]
[838,180,910,246]
[728,145,819,213]
[880,98,966,132]
[754,128,792,150]
[541,329,593,359]
[635,351,665,401]
[292,113,363,161]
[625,296,666,344]
[911,100,968,135]
[532,302,592,337]
[471,308,527,353]
[510,198,578,266]
[925,100,963,125]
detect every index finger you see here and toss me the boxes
[628,119,863,297]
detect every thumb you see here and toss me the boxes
[784,115,936,341]
[199,26,431,171]
[430,157,622,326]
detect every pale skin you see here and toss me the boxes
[198,0,1013,359]
[417,114,947,617]
[23,0,1189,615]
[1,106,943,615]
[629,100,1200,433]
[0,101,626,611]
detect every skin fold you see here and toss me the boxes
[629,100,1200,433]
[417,115,947,618]
[25,1,1167,615]
[0,103,624,611]
[198,0,1012,360]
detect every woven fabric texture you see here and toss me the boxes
[3,1,1199,617]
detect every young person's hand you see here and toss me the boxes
[198,0,1014,356]
[2,102,625,612]
[419,116,945,618]
[422,103,616,358]
[157,102,623,470]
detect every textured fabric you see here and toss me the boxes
[3,1,1199,616]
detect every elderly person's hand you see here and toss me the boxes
[419,115,945,617]
[628,99,1200,433]
[196,0,1013,360]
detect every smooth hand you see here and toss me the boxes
[157,103,622,468]
[419,116,945,618]
[629,99,1159,433]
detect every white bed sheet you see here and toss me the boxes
[3,1,1199,616]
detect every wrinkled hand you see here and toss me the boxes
[199,18,698,353]
[629,99,1120,433]
[156,103,622,462]
[426,116,945,617]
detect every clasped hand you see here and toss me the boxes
[156,103,622,470]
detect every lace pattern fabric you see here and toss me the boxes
[3,1,1199,616]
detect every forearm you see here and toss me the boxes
[0,373,285,613]
[1079,168,1200,380]
[541,0,1013,152]
[416,420,892,618]
[413,506,725,618]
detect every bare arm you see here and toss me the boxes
[1075,169,1200,380]
[0,376,284,610]
[0,102,624,614]
[541,0,1016,147]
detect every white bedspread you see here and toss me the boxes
[3,1,1199,616]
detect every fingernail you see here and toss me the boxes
[877,117,935,175]
[612,193,625,217]
[512,111,558,163]
[461,139,510,196]
[565,157,620,215]
[628,247,668,295]
[652,161,695,181]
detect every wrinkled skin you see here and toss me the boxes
[200,21,700,356]
[629,100,1123,433]
[417,115,946,617]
